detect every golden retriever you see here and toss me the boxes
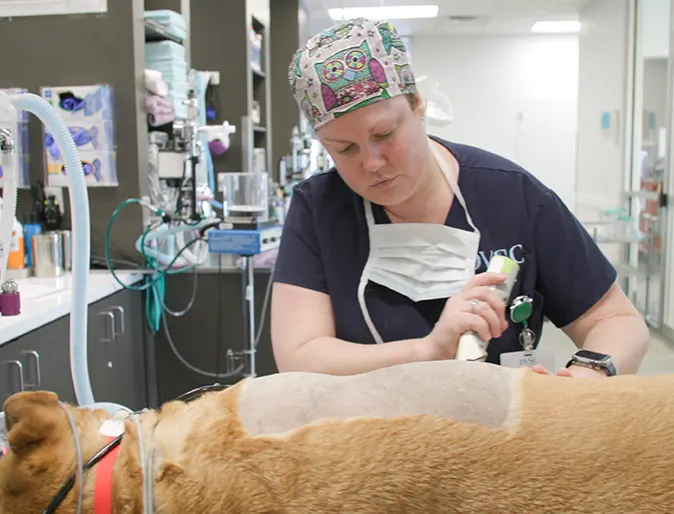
[0,360,673,513]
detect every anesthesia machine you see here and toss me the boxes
[106,68,281,387]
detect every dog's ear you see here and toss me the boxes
[157,461,185,483]
[3,391,60,457]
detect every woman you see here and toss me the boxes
[271,17,649,378]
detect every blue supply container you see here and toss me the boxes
[144,10,187,41]
[23,213,43,269]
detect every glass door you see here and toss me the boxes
[662,0,674,338]
[627,0,671,330]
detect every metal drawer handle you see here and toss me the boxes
[22,350,41,390]
[111,305,126,336]
[98,311,116,342]
[5,360,24,394]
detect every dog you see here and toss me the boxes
[0,359,673,513]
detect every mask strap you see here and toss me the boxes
[358,276,384,344]
[428,140,479,234]
[363,198,375,226]
[359,200,385,344]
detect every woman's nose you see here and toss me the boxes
[361,145,386,174]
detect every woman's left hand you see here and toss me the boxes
[531,364,607,378]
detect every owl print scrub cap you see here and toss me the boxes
[288,18,418,129]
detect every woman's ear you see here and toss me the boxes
[410,93,425,119]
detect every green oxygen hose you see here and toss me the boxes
[105,197,204,333]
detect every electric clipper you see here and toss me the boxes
[455,255,520,362]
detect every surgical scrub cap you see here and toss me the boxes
[288,18,417,129]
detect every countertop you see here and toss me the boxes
[0,270,144,344]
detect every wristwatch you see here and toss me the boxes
[565,350,617,377]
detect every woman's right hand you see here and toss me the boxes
[417,272,510,361]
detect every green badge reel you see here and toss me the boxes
[499,294,556,371]
[510,295,535,350]
[455,255,521,362]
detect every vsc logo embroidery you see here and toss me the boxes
[476,244,525,271]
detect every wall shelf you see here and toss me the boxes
[190,0,272,177]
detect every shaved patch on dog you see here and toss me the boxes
[236,360,522,436]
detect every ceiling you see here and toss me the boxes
[303,0,593,36]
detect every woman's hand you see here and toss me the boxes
[417,272,510,361]
[532,364,606,378]
[532,364,573,377]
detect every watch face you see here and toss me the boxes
[576,350,611,362]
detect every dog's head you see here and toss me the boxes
[0,391,111,514]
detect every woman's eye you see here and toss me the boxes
[338,145,354,154]
[375,131,393,139]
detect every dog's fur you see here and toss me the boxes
[1,359,673,513]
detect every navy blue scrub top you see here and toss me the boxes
[272,136,617,364]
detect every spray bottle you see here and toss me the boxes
[0,197,24,272]
[7,215,24,271]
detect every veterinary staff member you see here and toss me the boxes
[271,18,649,378]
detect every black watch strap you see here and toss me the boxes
[565,357,617,377]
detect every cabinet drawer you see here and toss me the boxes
[0,314,75,404]
[87,287,148,411]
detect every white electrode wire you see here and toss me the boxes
[59,402,83,514]
[160,302,244,379]
[131,414,154,513]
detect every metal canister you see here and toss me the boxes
[57,230,72,271]
[31,232,65,278]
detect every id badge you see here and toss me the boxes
[500,347,555,371]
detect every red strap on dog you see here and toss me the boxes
[94,437,121,514]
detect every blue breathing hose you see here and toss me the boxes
[10,93,129,415]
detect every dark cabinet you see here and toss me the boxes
[0,286,148,411]
[87,288,148,411]
[0,314,75,405]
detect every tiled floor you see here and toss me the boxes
[538,321,674,376]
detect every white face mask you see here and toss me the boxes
[358,140,480,344]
